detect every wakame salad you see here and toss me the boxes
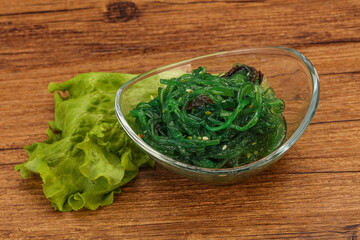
[130,64,286,169]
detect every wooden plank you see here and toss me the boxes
[1,71,359,149]
[5,118,360,172]
[0,0,359,73]
[2,150,360,239]
[1,0,360,239]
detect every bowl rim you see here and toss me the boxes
[115,46,320,175]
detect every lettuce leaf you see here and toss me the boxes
[15,72,154,211]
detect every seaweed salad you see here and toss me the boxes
[130,64,286,168]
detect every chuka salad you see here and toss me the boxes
[130,64,286,168]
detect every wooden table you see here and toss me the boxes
[1,0,359,239]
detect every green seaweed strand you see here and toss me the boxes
[130,65,286,168]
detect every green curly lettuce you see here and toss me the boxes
[15,72,155,212]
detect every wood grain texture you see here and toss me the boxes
[1,0,360,239]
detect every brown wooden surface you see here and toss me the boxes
[1,0,360,239]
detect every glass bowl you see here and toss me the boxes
[115,46,320,185]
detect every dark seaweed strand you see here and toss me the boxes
[130,64,286,168]
[222,65,247,78]
[223,64,263,84]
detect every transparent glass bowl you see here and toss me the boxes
[115,46,320,185]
